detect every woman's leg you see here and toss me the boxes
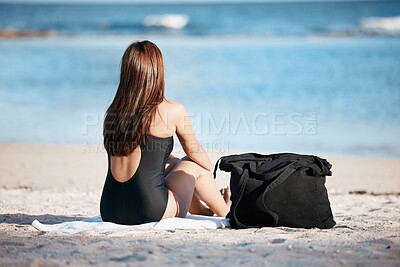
[164,155,214,216]
[191,164,230,217]
[162,156,229,219]
[189,193,214,216]
[162,155,193,219]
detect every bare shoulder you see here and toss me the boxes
[156,100,187,131]
[160,99,186,117]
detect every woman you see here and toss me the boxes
[100,40,230,225]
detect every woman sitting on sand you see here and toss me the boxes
[100,40,230,225]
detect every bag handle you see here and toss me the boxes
[214,155,298,228]
[229,164,252,228]
[232,161,298,228]
[213,157,251,227]
[213,158,221,179]
[259,163,297,227]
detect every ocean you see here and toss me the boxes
[0,1,399,157]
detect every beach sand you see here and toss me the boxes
[0,143,399,266]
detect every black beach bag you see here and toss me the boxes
[213,153,335,229]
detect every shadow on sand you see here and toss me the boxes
[0,213,88,225]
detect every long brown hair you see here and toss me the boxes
[103,40,165,156]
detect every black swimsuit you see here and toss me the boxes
[100,135,173,225]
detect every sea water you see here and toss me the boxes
[0,1,399,157]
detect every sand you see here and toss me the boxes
[0,143,399,266]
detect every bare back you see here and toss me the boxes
[110,100,177,182]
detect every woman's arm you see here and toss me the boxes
[174,102,213,171]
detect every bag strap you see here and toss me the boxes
[262,162,298,193]
[213,157,249,228]
[214,155,298,228]
[259,163,298,226]
[213,157,251,227]
[232,161,298,228]
[213,158,221,179]
[229,165,252,228]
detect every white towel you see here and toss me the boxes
[31,214,230,233]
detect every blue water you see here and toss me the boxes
[1,2,400,36]
[0,2,400,158]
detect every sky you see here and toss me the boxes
[0,0,384,3]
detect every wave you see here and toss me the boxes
[143,14,189,29]
[359,16,400,36]
[3,18,400,40]
[0,29,57,39]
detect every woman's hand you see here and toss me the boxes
[219,186,231,208]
